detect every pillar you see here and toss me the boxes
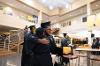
[87,1,93,45]
[36,11,42,28]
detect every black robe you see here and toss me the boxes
[32,28,53,66]
[21,32,38,66]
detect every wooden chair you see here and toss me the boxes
[63,47,78,66]
[89,55,100,66]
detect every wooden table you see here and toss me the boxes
[75,48,100,66]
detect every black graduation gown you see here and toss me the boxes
[32,35,53,66]
[27,27,53,66]
[21,32,38,66]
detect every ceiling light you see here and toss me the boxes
[39,0,72,10]
[42,0,46,3]
[49,6,54,10]
[66,4,69,8]
[96,5,98,7]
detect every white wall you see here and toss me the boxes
[60,14,87,34]
[0,10,34,29]
[0,2,51,29]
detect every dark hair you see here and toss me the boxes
[63,33,67,37]
[96,38,99,42]
[93,39,96,42]
[35,27,45,38]
[91,33,95,37]
[29,25,35,30]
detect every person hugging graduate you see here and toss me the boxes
[32,22,54,66]
[33,21,62,66]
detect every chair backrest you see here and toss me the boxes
[79,45,84,48]
[63,47,72,55]
[84,44,91,48]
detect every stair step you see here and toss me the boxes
[0,49,4,50]
[0,50,16,57]
[0,44,4,45]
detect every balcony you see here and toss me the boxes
[0,10,34,29]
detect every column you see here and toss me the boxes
[87,2,91,16]
[88,31,92,44]
[87,1,93,66]
[87,1,92,45]
[36,11,43,28]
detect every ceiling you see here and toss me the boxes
[0,0,97,16]
[58,0,100,22]
[91,0,100,12]
[34,0,75,10]
[0,0,100,23]
[0,0,39,15]
[0,0,100,33]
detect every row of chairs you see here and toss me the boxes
[62,46,100,66]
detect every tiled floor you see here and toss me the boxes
[0,53,100,66]
[0,54,21,66]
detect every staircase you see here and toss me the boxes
[0,29,24,56]
[0,41,6,51]
[0,49,16,57]
[0,42,4,49]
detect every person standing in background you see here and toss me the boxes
[32,22,55,66]
[61,33,71,47]
[61,33,70,65]
[91,38,100,55]
[24,26,28,34]
[40,22,63,66]
[21,25,36,66]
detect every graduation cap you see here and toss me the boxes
[41,21,51,28]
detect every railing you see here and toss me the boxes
[8,29,24,52]
[0,29,24,52]
[0,36,6,50]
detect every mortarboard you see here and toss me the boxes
[41,21,51,28]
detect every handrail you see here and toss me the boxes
[0,29,24,52]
